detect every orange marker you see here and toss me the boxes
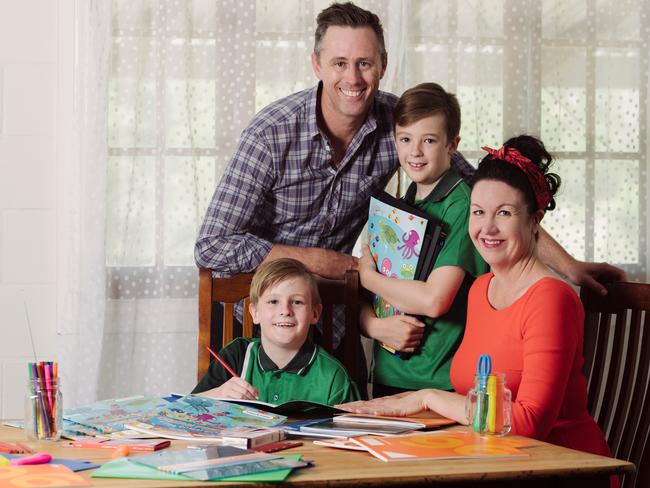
[111,445,130,458]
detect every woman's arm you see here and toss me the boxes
[536,227,626,296]
[337,389,468,425]
[509,281,583,439]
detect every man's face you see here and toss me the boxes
[311,26,386,126]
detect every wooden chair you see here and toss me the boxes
[581,281,650,488]
[197,268,362,387]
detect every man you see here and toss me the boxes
[195,2,625,349]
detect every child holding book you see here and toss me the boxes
[360,83,488,397]
[193,258,360,405]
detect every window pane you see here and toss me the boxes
[594,159,639,263]
[165,79,216,148]
[457,0,503,38]
[541,0,587,40]
[403,44,449,89]
[106,157,156,266]
[595,48,640,153]
[543,159,586,261]
[409,0,449,37]
[541,46,586,152]
[256,40,312,111]
[256,0,311,33]
[458,45,503,150]
[596,0,641,41]
[163,156,216,266]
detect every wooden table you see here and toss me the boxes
[0,425,633,487]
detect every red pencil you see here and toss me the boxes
[206,346,239,378]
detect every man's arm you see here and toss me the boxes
[262,244,357,280]
[537,226,627,295]
[194,128,276,275]
[195,129,357,279]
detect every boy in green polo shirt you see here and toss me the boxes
[359,83,488,397]
[192,258,359,405]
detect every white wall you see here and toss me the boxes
[0,0,70,418]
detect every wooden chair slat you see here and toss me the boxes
[581,282,650,488]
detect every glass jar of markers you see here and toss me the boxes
[466,372,511,436]
[25,377,62,441]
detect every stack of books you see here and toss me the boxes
[62,395,286,449]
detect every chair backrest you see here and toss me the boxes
[581,281,650,488]
[197,268,361,386]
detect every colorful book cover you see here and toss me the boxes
[368,195,429,318]
[368,192,445,320]
[350,431,531,462]
[63,395,173,434]
[123,395,285,441]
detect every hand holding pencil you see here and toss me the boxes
[196,347,258,400]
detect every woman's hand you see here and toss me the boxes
[196,378,259,400]
[337,390,430,417]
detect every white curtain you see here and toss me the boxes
[64,0,649,405]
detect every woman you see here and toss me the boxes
[340,135,611,461]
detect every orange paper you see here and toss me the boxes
[351,431,531,462]
[0,464,91,487]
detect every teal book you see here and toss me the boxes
[368,192,446,357]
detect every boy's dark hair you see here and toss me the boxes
[250,258,321,306]
[393,82,461,143]
[314,2,386,59]
[472,135,561,213]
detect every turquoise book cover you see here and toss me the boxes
[368,195,429,318]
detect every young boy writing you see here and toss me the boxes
[192,258,360,405]
[359,83,488,397]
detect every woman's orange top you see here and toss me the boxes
[450,273,611,457]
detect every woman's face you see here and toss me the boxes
[469,179,541,270]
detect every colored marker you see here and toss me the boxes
[487,375,497,433]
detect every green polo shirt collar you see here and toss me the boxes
[257,341,318,375]
[404,168,464,204]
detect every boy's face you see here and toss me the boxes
[395,113,460,192]
[250,277,322,351]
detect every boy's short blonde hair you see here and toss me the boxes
[249,258,321,306]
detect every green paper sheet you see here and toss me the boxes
[91,454,302,482]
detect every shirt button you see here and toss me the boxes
[273,394,279,401]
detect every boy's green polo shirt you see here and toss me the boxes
[192,337,359,405]
[373,168,489,391]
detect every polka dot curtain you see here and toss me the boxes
[72,0,647,403]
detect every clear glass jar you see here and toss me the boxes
[466,372,511,436]
[25,378,62,440]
